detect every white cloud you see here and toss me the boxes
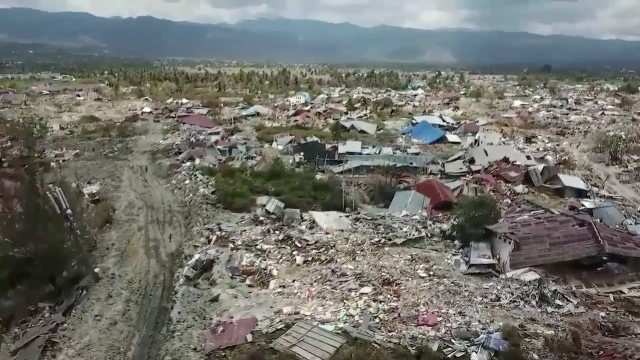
[2,0,640,40]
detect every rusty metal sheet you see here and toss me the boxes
[203,317,257,353]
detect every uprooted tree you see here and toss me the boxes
[452,195,501,246]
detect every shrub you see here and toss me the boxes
[452,195,501,246]
[619,81,640,95]
[214,160,343,212]
[92,201,115,229]
[620,95,636,111]
[469,87,484,100]
[369,181,396,207]
[79,115,102,124]
[256,125,333,143]
[593,132,628,164]
[0,122,91,326]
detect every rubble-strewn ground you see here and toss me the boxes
[3,69,640,360]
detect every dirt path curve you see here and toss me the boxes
[57,128,186,360]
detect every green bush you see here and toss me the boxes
[256,125,333,143]
[79,115,102,124]
[214,160,343,212]
[619,81,640,94]
[593,132,628,164]
[452,195,501,245]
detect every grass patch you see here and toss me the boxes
[79,121,142,140]
[214,159,343,212]
[256,125,333,143]
[78,115,103,124]
[91,201,115,230]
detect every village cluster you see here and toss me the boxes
[2,69,640,360]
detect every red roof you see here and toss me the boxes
[179,114,217,129]
[415,179,455,209]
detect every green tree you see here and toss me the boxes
[452,195,501,245]
[345,97,356,112]
[620,81,640,95]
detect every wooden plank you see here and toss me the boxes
[285,327,344,349]
[275,334,336,357]
[277,342,323,360]
[289,344,326,360]
[302,337,339,355]
[295,322,346,343]
[288,324,345,347]
[293,339,333,359]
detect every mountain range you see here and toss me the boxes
[2,7,640,67]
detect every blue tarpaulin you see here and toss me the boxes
[403,122,446,144]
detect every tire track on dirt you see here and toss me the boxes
[57,130,186,360]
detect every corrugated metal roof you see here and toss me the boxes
[414,115,447,127]
[338,140,362,154]
[388,191,428,216]
[332,154,434,173]
[593,204,625,228]
[272,322,346,360]
[179,114,217,129]
[446,133,462,143]
[416,179,455,209]
[467,145,535,168]
[404,122,446,144]
[339,120,378,135]
[557,174,590,191]
[203,317,257,353]
[493,206,640,270]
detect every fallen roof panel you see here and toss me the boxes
[388,191,429,217]
[203,317,257,353]
[272,322,346,360]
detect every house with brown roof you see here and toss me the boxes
[489,205,640,272]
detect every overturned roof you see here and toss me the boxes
[467,145,536,168]
[403,122,446,145]
[331,154,434,173]
[339,120,378,135]
[491,206,640,270]
[179,114,217,129]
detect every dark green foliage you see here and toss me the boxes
[0,120,91,326]
[256,125,333,143]
[452,195,501,245]
[619,81,640,94]
[214,159,343,212]
[369,181,396,207]
[469,87,484,100]
[79,115,102,124]
[593,132,628,164]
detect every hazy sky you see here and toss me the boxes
[2,0,640,40]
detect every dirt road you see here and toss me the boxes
[57,125,187,360]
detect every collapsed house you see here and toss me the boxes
[339,119,378,135]
[402,122,446,144]
[489,205,640,272]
